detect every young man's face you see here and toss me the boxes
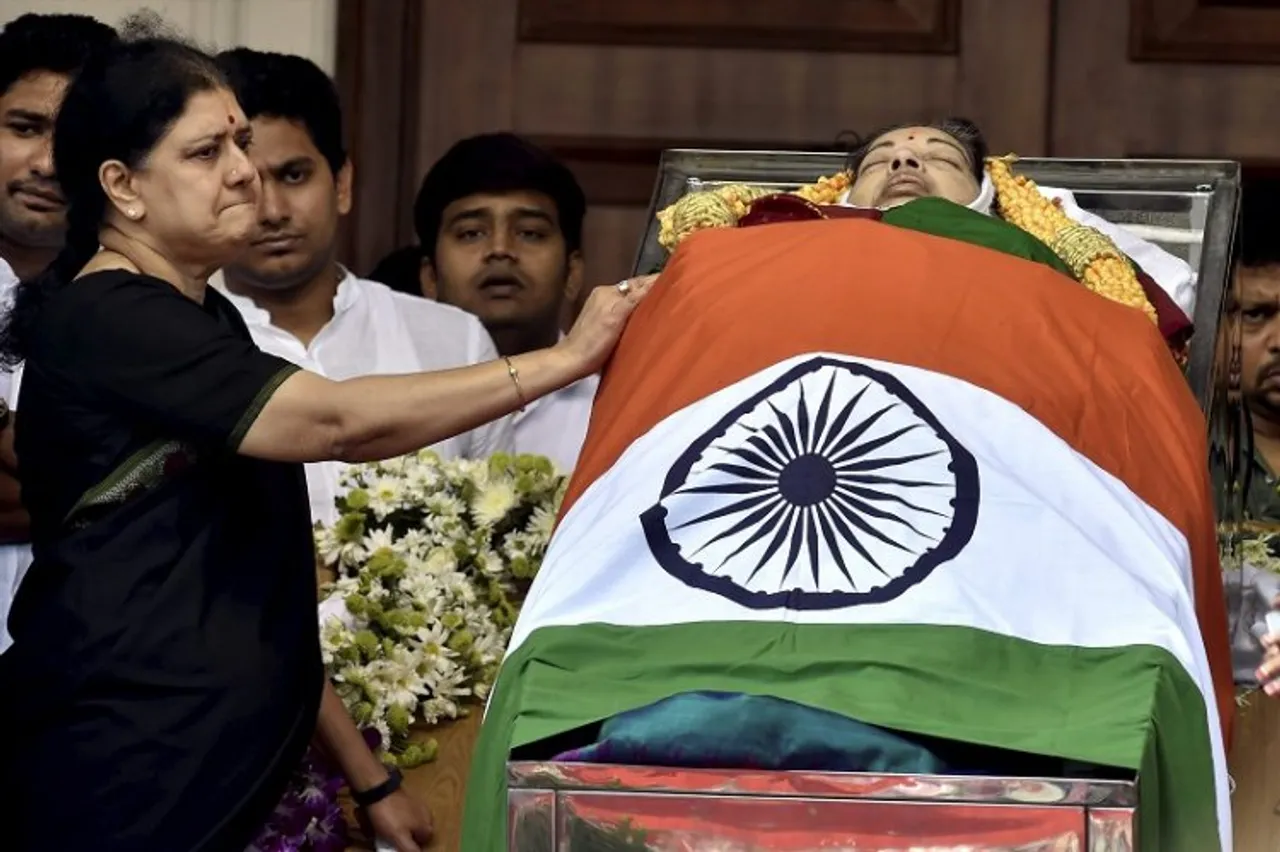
[224,115,350,291]
[0,70,70,250]
[422,189,582,334]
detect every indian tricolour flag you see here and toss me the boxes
[463,212,1235,851]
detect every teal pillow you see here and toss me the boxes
[554,690,949,774]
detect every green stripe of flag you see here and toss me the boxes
[463,622,1218,851]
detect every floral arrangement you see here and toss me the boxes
[314,449,567,766]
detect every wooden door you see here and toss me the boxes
[1053,0,1280,160]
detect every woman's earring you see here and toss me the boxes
[126,208,138,219]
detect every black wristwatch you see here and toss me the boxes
[352,766,403,808]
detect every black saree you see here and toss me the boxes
[0,270,323,851]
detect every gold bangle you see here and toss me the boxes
[503,356,527,412]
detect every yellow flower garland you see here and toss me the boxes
[655,158,1157,326]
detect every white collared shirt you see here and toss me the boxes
[215,268,515,527]
[512,372,598,473]
[0,256,28,654]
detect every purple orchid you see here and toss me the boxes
[246,743,355,852]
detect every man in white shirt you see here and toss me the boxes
[414,133,597,472]
[214,49,513,527]
[0,14,119,652]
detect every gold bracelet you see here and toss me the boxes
[503,356,527,412]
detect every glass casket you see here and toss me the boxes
[505,152,1243,852]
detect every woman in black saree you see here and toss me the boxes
[0,32,651,852]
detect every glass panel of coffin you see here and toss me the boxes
[502,155,1238,852]
[506,761,1136,851]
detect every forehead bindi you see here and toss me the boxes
[173,89,250,140]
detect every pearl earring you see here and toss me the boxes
[127,208,138,219]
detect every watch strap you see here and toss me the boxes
[352,766,403,809]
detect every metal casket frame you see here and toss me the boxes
[506,155,1240,851]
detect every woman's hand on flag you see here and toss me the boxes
[559,274,658,378]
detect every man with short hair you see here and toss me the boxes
[1225,187,1280,515]
[415,133,596,472]
[0,13,115,279]
[0,13,117,653]
[215,48,513,528]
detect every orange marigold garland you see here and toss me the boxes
[986,155,1157,326]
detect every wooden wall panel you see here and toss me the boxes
[413,0,519,179]
[1131,0,1280,64]
[508,0,1054,283]
[334,0,422,274]
[517,0,960,54]
[1053,0,1280,157]
[512,0,1051,154]
[530,136,842,208]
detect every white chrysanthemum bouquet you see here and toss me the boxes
[315,450,566,766]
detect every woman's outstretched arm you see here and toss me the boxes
[238,276,654,464]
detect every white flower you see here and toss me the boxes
[395,528,434,558]
[367,477,406,519]
[528,505,557,540]
[422,547,458,576]
[363,525,396,552]
[471,479,517,526]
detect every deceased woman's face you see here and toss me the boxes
[847,126,980,210]
[126,87,260,270]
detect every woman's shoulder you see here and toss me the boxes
[35,270,204,356]
[46,269,202,321]
[60,268,180,301]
